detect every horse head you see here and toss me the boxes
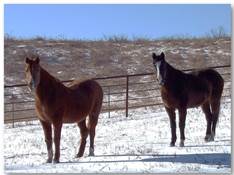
[152,52,167,85]
[25,56,41,92]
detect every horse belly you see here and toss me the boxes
[161,95,179,108]
[62,105,90,123]
[62,113,87,123]
[35,106,53,123]
[63,117,85,123]
[187,93,208,108]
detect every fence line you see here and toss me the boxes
[4,65,231,126]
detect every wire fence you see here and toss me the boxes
[4,65,231,127]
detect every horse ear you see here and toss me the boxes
[25,57,30,64]
[35,57,40,64]
[152,53,156,59]
[160,52,165,59]
[160,52,165,61]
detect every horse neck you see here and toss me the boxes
[35,66,67,102]
[163,62,183,88]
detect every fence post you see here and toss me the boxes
[126,75,129,118]
[108,86,110,118]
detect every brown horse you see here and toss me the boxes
[152,52,224,147]
[25,57,103,163]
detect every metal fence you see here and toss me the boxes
[4,65,231,127]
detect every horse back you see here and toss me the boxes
[161,68,224,109]
[69,79,103,99]
[61,79,103,122]
[192,69,224,99]
[185,69,224,107]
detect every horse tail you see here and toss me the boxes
[88,81,103,127]
[87,82,103,156]
[206,69,224,136]
[93,81,103,116]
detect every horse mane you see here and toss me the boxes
[164,61,184,85]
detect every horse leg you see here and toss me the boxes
[88,113,99,156]
[76,120,88,158]
[165,107,176,147]
[40,120,53,163]
[210,99,221,141]
[201,102,213,142]
[178,107,187,147]
[87,98,102,156]
[53,122,62,163]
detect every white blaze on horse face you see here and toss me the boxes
[155,61,162,82]
[29,66,40,92]
[33,66,41,88]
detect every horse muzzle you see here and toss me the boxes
[28,81,36,92]
[159,79,166,86]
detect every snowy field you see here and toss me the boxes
[4,103,231,173]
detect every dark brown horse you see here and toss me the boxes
[25,57,103,163]
[152,52,224,147]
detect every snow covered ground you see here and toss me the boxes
[4,103,231,173]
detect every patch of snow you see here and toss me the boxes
[57,57,67,61]
[4,103,231,173]
[216,50,223,54]
[17,45,26,48]
[170,50,180,54]
[84,50,91,58]
[181,54,188,58]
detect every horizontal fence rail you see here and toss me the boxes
[4,65,231,127]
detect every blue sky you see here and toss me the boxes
[4,4,231,40]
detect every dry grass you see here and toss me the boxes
[4,34,231,86]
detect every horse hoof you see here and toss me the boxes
[88,152,95,157]
[204,135,210,142]
[53,159,60,164]
[205,135,214,142]
[76,153,83,158]
[170,142,175,147]
[46,159,52,163]
[88,147,94,156]
[179,142,184,147]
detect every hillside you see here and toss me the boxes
[4,37,231,85]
